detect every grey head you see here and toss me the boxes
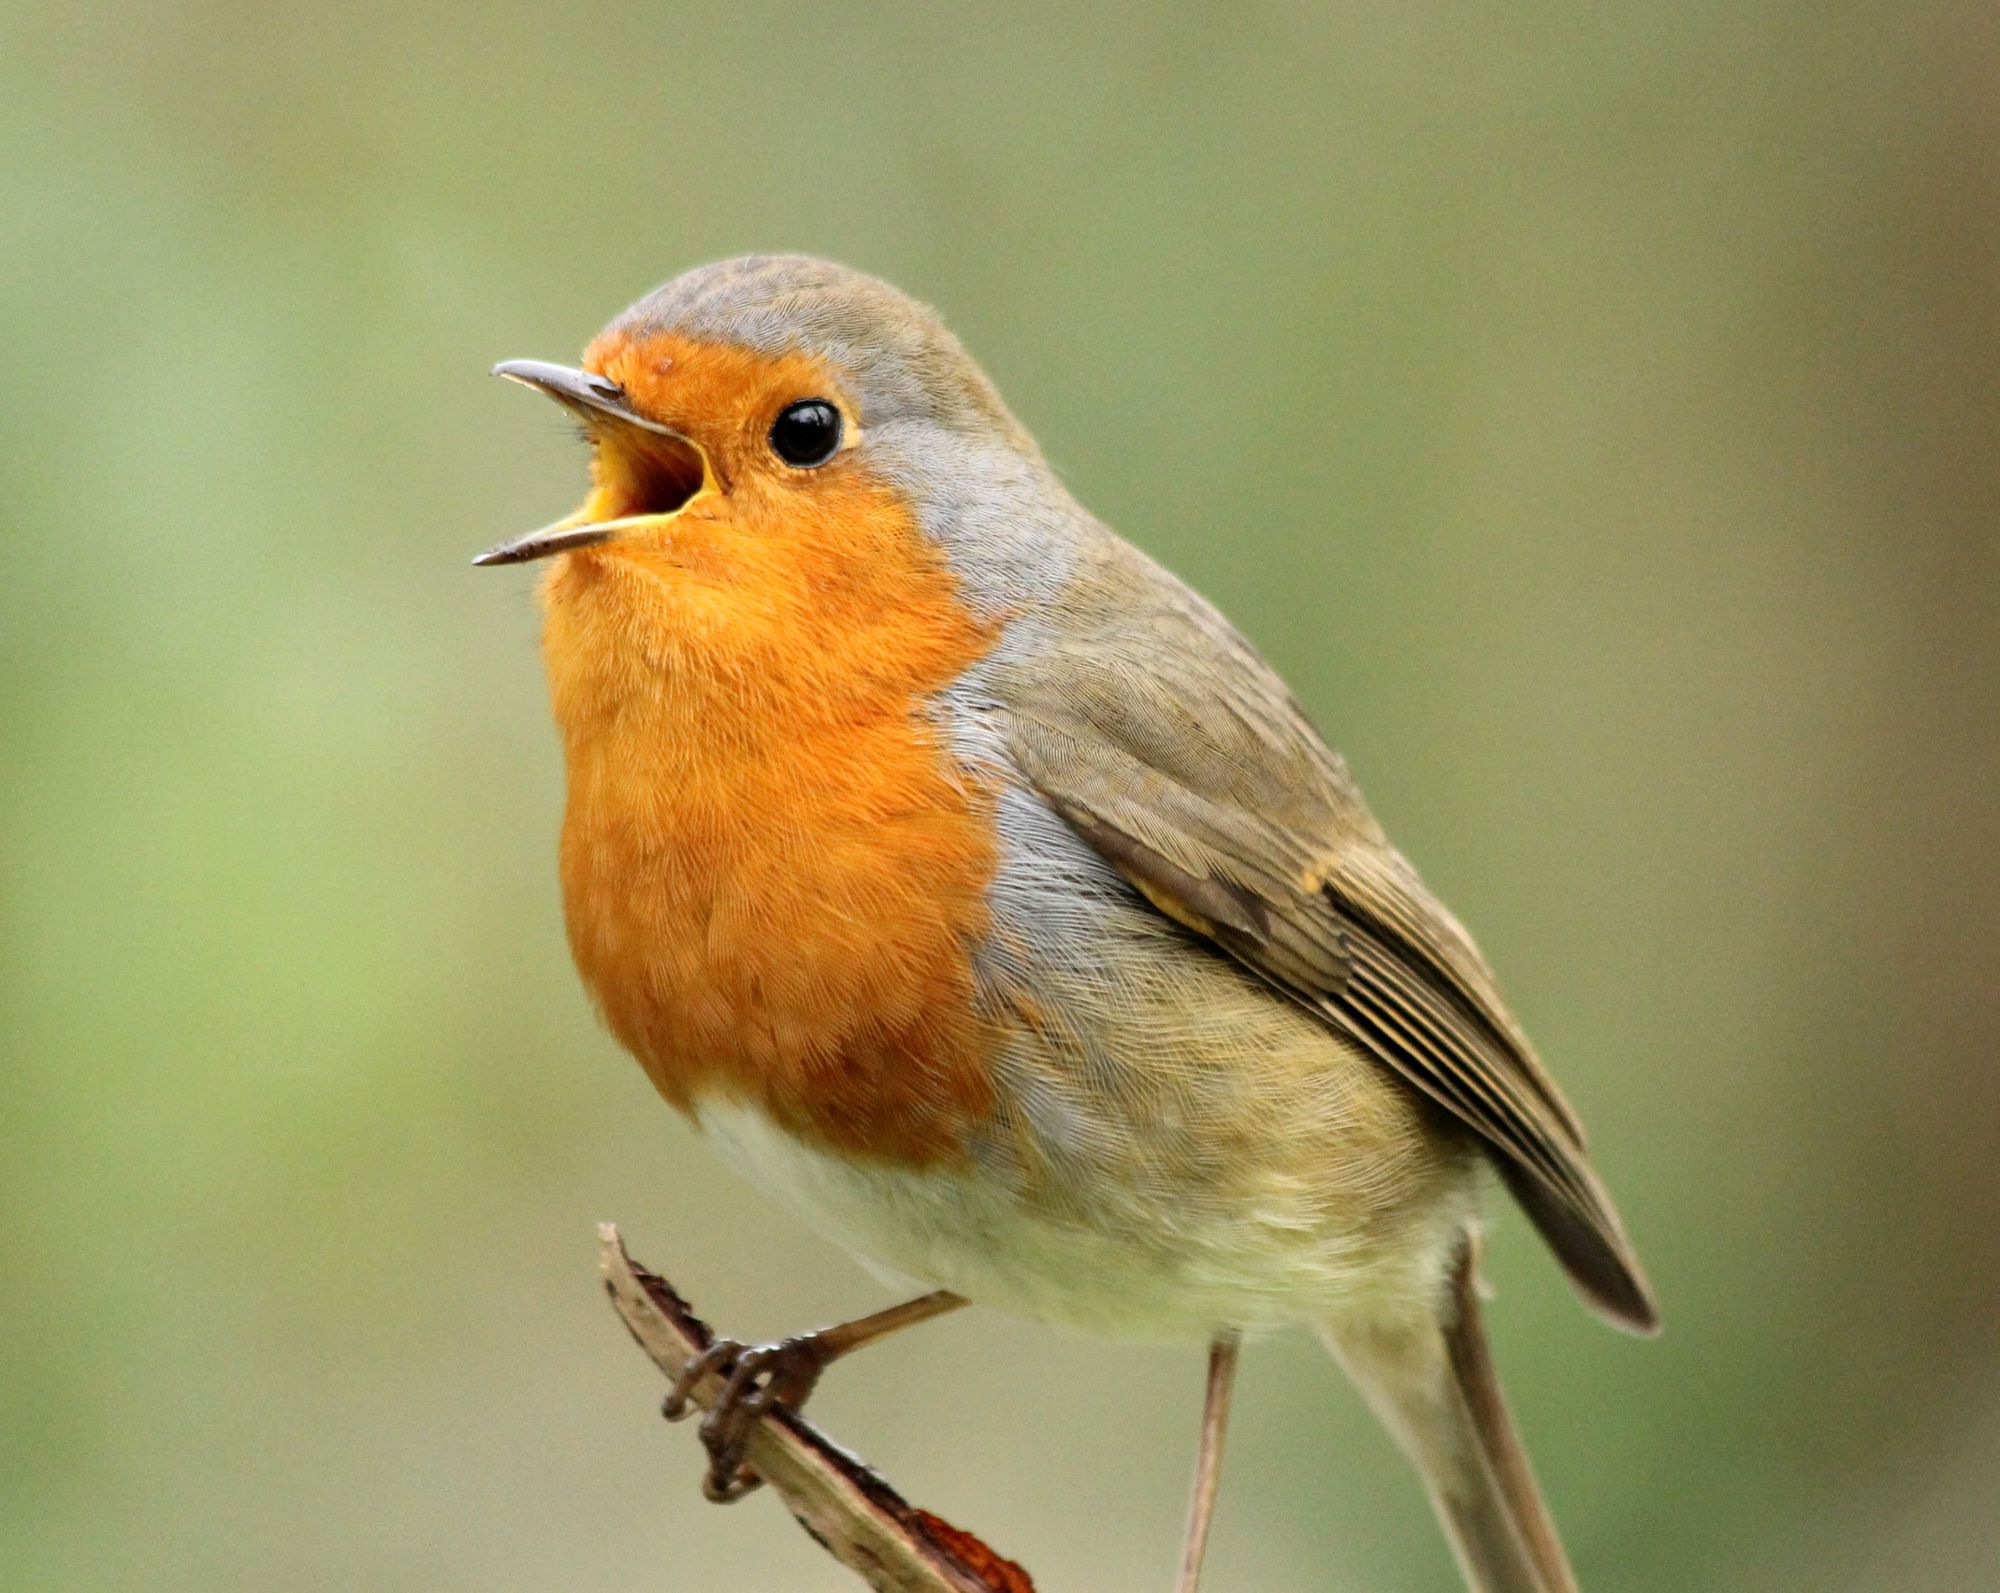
[611,254,1093,612]
[609,255,1038,454]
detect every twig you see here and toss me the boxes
[598,1224,1036,1593]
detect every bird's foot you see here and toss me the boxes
[661,1333,838,1502]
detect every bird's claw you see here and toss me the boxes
[660,1334,837,1503]
[660,1339,739,1424]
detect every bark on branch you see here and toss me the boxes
[598,1224,1035,1593]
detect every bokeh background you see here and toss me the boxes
[5,4,1997,1590]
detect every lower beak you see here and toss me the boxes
[471,510,664,567]
[476,359,711,567]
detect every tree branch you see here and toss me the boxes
[598,1224,1035,1593]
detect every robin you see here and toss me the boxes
[478,255,1656,1593]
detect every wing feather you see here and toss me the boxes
[998,555,1657,1332]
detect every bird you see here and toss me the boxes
[476,254,1656,1593]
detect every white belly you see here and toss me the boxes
[694,1095,1472,1342]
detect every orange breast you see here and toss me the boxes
[540,449,1001,1169]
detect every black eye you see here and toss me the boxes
[769,399,843,467]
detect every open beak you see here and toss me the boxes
[474,359,713,566]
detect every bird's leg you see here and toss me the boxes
[1173,1334,1242,1593]
[661,1290,967,1502]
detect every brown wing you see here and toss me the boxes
[998,549,1657,1333]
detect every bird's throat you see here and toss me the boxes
[539,484,1003,1169]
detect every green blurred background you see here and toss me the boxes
[5,4,1996,1589]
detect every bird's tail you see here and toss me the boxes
[1319,1233,1576,1593]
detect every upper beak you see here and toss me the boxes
[489,359,682,436]
[474,359,709,566]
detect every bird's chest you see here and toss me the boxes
[556,705,1001,1169]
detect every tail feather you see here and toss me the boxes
[1321,1234,1576,1593]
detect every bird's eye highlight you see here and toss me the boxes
[769,399,842,467]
